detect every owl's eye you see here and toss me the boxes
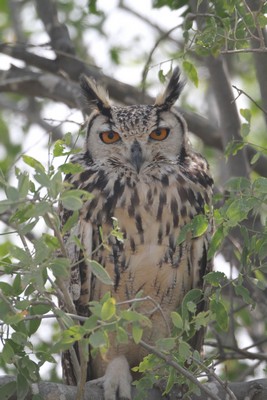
[149,128,169,141]
[100,131,121,144]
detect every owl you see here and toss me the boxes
[60,67,213,400]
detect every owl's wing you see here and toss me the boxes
[60,203,93,384]
[189,225,213,352]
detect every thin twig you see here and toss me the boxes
[232,85,267,116]
[205,342,267,361]
[136,338,222,400]
[117,295,171,336]
[191,356,237,400]
[141,24,182,91]
[221,47,267,54]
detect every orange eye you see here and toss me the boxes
[149,128,169,141]
[100,131,121,144]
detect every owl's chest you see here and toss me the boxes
[84,175,186,236]
[81,172,207,305]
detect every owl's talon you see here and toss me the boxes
[103,356,132,400]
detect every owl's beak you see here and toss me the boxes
[130,140,143,173]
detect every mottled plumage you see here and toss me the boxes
[61,67,213,400]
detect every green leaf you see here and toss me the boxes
[24,202,51,219]
[191,215,208,237]
[225,177,251,191]
[241,123,250,137]
[32,395,44,400]
[204,271,227,287]
[182,60,198,87]
[234,282,254,305]
[208,225,225,259]
[194,310,212,330]
[34,170,51,187]
[89,260,113,285]
[59,163,84,174]
[89,330,107,348]
[101,297,116,321]
[62,325,85,344]
[110,47,121,65]
[156,337,176,352]
[0,281,14,296]
[62,210,79,235]
[187,301,197,313]
[11,332,28,346]
[132,323,143,344]
[60,189,93,211]
[20,220,38,235]
[9,245,32,265]
[22,155,45,173]
[53,140,66,157]
[164,367,176,395]
[6,186,19,201]
[158,69,166,84]
[88,0,103,15]
[2,341,15,363]
[27,319,41,337]
[0,381,16,399]
[240,108,251,123]
[42,233,59,250]
[253,177,267,194]
[82,315,98,331]
[225,199,249,227]
[225,141,244,157]
[181,289,203,320]
[177,222,192,245]
[49,258,70,278]
[61,194,83,211]
[178,340,191,361]
[171,311,183,330]
[120,310,151,327]
[0,200,11,213]
[210,299,228,331]
[31,304,51,315]
[250,152,260,165]
[116,327,128,344]
[17,373,29,400]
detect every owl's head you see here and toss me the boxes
[80,67,187,174]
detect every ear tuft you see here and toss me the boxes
[80,75,111,114]
[154,67,185,110]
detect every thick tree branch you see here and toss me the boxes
[246,0,267,126]
[0,95,63,141]
[1,52,266,177]
[0,65,79,107]
[1,375,267,400]
[207,55,250,179]
[8,0,25,43]
[35,0,75,56]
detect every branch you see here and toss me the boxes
[8,0,25,43]
[35,0,75,55]
[0,95,64,141]
[1,375,267,400]
[0,65,79,108]
[207,55,250,178]
[137,339,222,400]
[141,24,182,90]
[246,0,267,126]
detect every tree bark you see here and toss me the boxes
[1,375,267,400]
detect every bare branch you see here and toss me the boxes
[246,0,267,126]
[34,0,75,55]
[8,0,25,43]
[232,85,267,116]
